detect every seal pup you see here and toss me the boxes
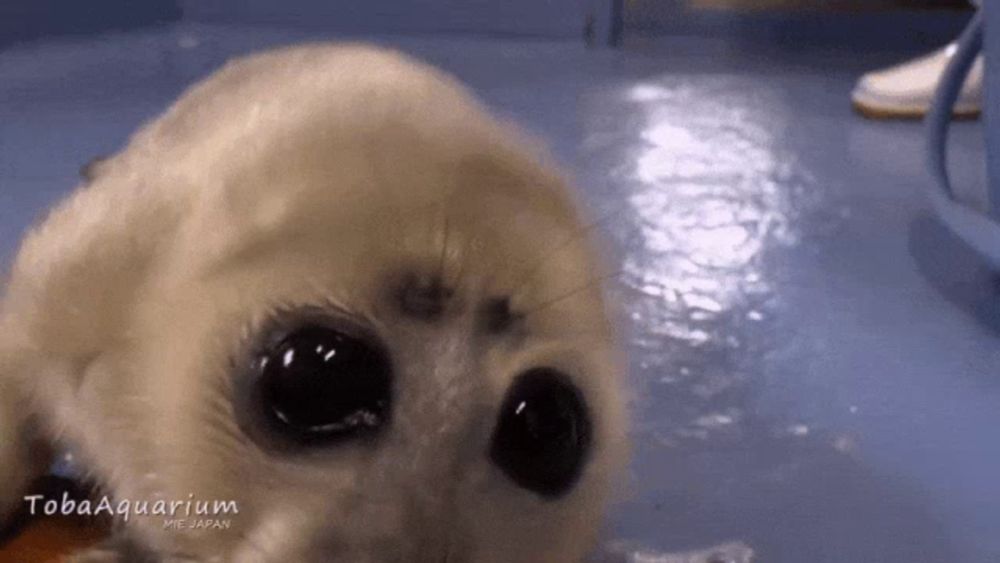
[0,43,626,562]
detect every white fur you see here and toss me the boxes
[0,44,626,561]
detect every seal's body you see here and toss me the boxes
[0,44,625,562]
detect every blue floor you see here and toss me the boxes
[2,22,999,563]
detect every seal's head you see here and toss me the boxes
[0,44,626,562]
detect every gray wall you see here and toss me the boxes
[0,0,181,47]
[179,0,598,39]
[0,1,613,47]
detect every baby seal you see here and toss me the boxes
[0,44,626,562]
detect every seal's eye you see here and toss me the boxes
[256,325,392,445]
[490,368,592,498]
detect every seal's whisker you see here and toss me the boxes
[521,269,624,318]
[509,202,629,300]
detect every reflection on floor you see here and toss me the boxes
[1,22,998,563]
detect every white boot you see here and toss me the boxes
[852,43,982,119]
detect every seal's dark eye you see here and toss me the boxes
[490,368,592,498]
[256,325,392,445]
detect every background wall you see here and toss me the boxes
[0,0,612,47]
[622,0,973,46]
[689,0,969,7]
[0,0,972,50]
[179,0,601,40]
[0,0,181,47]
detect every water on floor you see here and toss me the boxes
[1,23,999,563]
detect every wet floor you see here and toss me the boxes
[2,23,999,563]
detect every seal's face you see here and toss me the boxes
[128,131,624,563]
[1,45,626,562]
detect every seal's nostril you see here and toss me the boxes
[397,273,453,320]
[481,296,521,334]
[256,324,392,445]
